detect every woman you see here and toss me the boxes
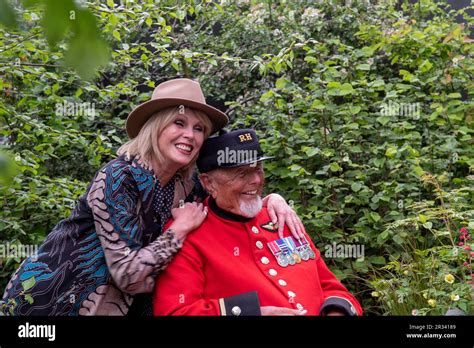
[0,78,304,315]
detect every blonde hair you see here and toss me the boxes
[118,106,213,180]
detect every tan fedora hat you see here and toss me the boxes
[126,78,229,138]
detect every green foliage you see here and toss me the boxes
[0,0,109,79]
[370,174,473,315]
[0,0,473,315]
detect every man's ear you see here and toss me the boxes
[199,173,215,196]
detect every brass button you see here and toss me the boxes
[251,226,259,234]
[256,241,263,249]
[269,269,277,276]
[278,279,287,286]
[288,291,296,298]
[261,257,269,265]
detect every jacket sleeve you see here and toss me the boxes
[153,233,260,316]
[307,238,363,316]
[86,162,182,295]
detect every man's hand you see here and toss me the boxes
[264,193,306,240]
[261,306,307,316]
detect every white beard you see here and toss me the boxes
[239,196,263,218]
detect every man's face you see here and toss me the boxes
[204,163,265,218]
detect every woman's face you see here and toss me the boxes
[158,108,206,169]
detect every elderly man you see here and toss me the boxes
[153,129,362,316]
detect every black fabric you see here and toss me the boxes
[185,171,209,203]
[319,297,356,316]
[208,196,253,223]
[223,291,261,316]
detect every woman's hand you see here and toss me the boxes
[261,306,307,316]
[264,193,306,240]
[169,202,208,242]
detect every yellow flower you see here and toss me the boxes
[428,299,437,307]
[422,292,428,299]
[371,291,380,297]
[444,274,455,284]
[450,294,460,302]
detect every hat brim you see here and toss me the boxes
[126,98,229,138]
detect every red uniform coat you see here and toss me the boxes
[153,197,362,316]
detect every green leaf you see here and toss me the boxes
[418,214,427,223]
[356,64,371,71]
[275,77,288,89]
[419,59,432,72]
[393,234,403,245]
[423,222,433,230]
[145,17,152,27]
[305,147,320,157]
[377,230,389,244]
[373,158,385,168]
[340,83,355,95]
[171,58,180,71]
[377,116,391,125]
[351,182,362,192]
[311,99,325,110]
[358,46,375,57]
[369,256,386,265]
[22,277,36,291]
[385,146,397,158]
[447,93,461,99]
[370,212,381,222]
[329,162,342,172]
[412,165,424,177]
[43,0,74,46]
[349,105,361,114]
[64,9,109,79]
[0,0,17,28]
[112,30,121,41]
[371,79,385,88]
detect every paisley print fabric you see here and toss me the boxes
[0,155,194,316]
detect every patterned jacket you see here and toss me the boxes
[1,155,199,315]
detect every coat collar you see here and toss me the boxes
[208,196,253,223]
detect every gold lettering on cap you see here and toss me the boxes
[238,133,253,142]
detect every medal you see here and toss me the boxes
[285,237,302,264]
[295,238,310,261]
[287,253,296,265]
[277,253,289,267]
[268,241,288,268]
[302,235,316,259]
[268,236,311,267]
